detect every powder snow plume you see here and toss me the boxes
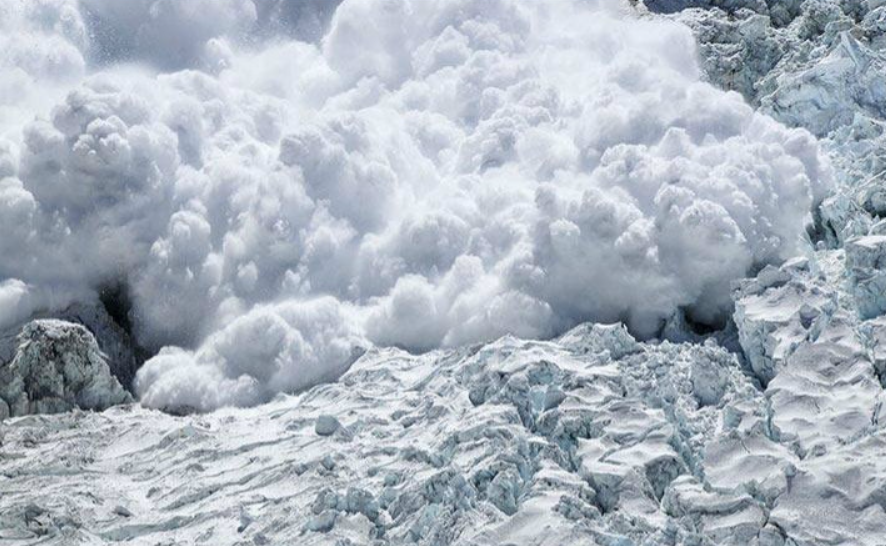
[0,0,831,411]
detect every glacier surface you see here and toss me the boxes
[3,300,886,545]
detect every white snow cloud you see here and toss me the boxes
[134,297,363,411]
[0,0,832,410]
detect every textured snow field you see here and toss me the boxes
[4,276,886,546]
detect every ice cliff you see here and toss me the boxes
[0,319,130,419]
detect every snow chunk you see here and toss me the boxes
[733,258,838,385]
[556,323,640,360]
[315,414,340,436]
[690,349,730,406]
[859,314,886,383]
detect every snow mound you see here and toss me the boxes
[0,320,131,418]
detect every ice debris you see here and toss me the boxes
[315,414,341,436]
[0,320,808,545]
[3,290,886,544]
[845,235,886,319]
[733,257,838,386]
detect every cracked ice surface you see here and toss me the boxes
[3,315,886,545]
[728,249,886,545]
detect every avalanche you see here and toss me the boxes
[0,0,830,410]
[5,1,886,545]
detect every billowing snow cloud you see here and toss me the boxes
[0,0,832,410]
[134,297,363,412]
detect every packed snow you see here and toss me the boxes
[4,0,886,545]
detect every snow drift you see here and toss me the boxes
[0,0,832,410]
